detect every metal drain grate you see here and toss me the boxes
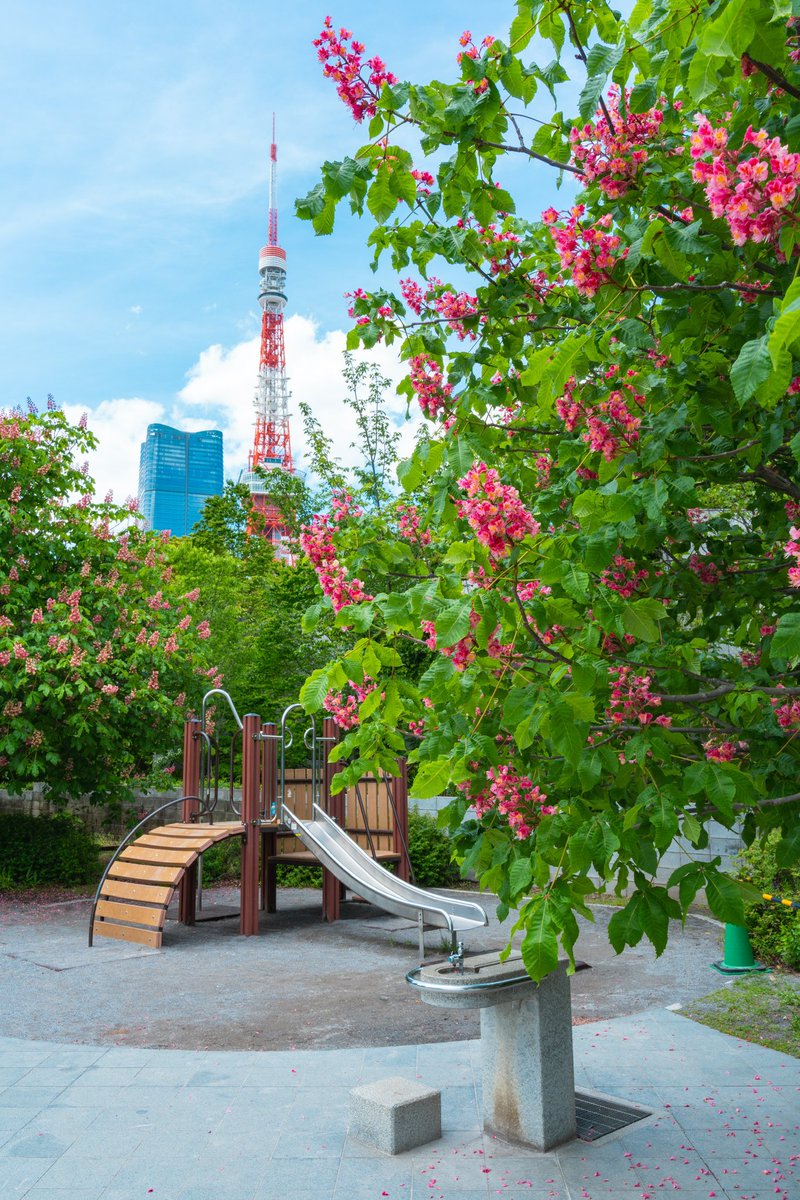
[575,1090,652,1142]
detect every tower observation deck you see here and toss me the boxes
[239,117,294,552]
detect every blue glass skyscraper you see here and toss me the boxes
[138,424,223,536]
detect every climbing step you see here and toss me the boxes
[92,822,244,948]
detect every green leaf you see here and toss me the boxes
[546,702,586,766]
[435,600,473,648]
[699,0,754,56]
[396,454,423,493]
[769,297,800,365]
[509,11,536,51]
[731,337,774,404]
[358,688,382,720]
[299,669,330,712]
[703,870,748,925]
[621,601,659,642]
[509,856,533,896]
[321,157,361,199]
[772,612,800,662]
[367,164,397,223]
[521,904,559,981]
[629,79,658,112]
[653,231,689,281]
[410,758,451,799]
[608,893,647,952]
[362,642,382,677]
[686,51,720,101]
[578,43,623,121]
[301,602,323,634]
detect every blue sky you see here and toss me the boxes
[1,2,569,499]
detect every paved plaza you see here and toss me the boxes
[0,891,797,1198]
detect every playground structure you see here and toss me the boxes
[89,692,486,952]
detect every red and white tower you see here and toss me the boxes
[240,116,294,550]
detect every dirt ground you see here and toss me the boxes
[0,885,727,1051]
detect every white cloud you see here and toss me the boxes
[63,396,166,504]
[77,317,421,510]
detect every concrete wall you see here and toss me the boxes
[411,797,744,885]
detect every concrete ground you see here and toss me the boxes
[0,888,797,1199]
[1,887,726,1050]
[0,1011,797,1199]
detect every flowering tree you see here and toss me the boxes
[0,404,214,806]
[295,2,800,977]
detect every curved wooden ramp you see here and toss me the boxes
[92,822,244,948]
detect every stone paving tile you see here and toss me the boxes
[489,1156,568,1195]
[441,1084,480,1132]
[0,1107,45,1134]
[271,1128,347,1159]
[0,1131,73,1160]
[360,1045,419,1078]
[0,1086,67,1110]
[99,1153,202,1195]
[13,1067,90,1090]
[409,1185,488,1200]
[24,1189,107,1200]
[0,1157,61,1200]
[177,1186,260,1200]
[252,1155,341,1197]
[73,1066,144,1088]
[46,1085,126,1109]
[179,1150,269,1193]
[32,1152,123,1191]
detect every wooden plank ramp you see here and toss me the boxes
[92,822,244,948]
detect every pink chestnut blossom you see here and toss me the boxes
[457,462,539,559]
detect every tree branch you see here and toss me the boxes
[676,438,761,462]
[738,463,800,502]
[655,684,735,703]
[745,55,800,102]
[511,583,572,664]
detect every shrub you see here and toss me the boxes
[736,834,800,969]
[196,811,458,892]
[408,808,458,888]
[200,839,241,884]
[0,811,99,888]
[276,864,322,888]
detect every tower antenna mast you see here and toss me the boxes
[241,115,294,551]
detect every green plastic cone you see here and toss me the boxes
[711,923,768,975]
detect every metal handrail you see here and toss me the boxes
[87,794,216,945]
[202,687,243,730]
[279,703,315,816]
[352,779,378,861]
[382,771,416,886]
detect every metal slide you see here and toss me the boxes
[282,802,488,955]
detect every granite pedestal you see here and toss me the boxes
[410,953,576,1152]
[349,1075,442,1154]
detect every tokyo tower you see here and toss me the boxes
[240,116,294,551]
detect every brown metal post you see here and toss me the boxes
[321,716,345,921]
[240,713,261,936]
[260,721,278,913]
[393,757,411,882]
[178,717,201,925]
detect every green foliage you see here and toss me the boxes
[199,842,323,889]
[737,833,800,968]
[293,0,800,978]
[200,838,241,885]
[0,812,99,887]
[408,808,458,888]
[0,405,215,805]
[276,864,323,888]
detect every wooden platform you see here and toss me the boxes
[92,822,244,947]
